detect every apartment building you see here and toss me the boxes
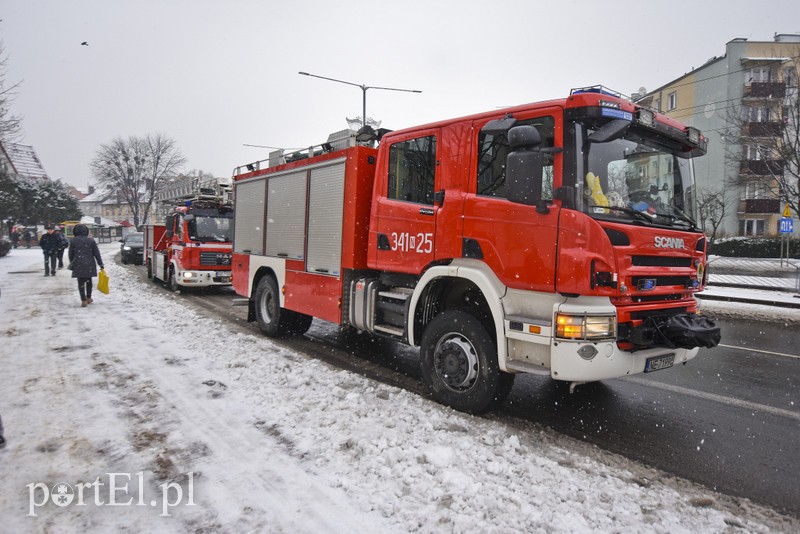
[638,33,800,237]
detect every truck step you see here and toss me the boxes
[378,288,413,301]
[373,324,404,337]
[231,298,250,307]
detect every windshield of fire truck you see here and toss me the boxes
[575,122,698,229]
[187,212,233,243]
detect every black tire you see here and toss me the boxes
[420,309,514,414]
[254,275,293,337]
[167,266,179,292]
[146,259,153,279]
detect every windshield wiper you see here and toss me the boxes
[596,205,655,224]
[653,206,697,229]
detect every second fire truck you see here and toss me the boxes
[231,87,721,413]
[145,176,234,291]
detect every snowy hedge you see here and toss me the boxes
[709,236,800,258]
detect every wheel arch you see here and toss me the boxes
[408,260,509,369]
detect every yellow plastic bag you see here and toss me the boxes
[97,269,110,295]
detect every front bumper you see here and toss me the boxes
[176,270,231,287]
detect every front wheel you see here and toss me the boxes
[420,310,514,414]
[146,259,153,279]
[167,266,179,292]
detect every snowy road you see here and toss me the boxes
[1,244,799,532]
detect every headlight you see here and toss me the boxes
[123,246,131,251]
[556,313,616,340]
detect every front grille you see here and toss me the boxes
[631,256,692,267]
[629,307,688,321]
[200,252,232,266]
[631,275,692,287]
[632,294,683,303]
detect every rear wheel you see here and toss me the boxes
[420,309,514,414]
[254,276,295,337]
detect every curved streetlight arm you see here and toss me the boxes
[299,71,421,128]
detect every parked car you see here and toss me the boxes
[120,232,144,264]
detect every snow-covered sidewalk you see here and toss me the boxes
[0,245,797,533]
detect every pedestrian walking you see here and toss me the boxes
[10,228,19,249]
[0,413,5,449]
[68,224,105,307]
[23,229,32,248]
[39,225,60,276]
[55,227,69,269]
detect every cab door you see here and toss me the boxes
[371,129,439,275]
[463,111,562,292]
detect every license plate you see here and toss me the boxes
[644,354,675,373]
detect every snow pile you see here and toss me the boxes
[0,246,797,533]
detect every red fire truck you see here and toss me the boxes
[145,176,234,291]
[231,87,720,413]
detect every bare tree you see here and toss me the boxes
[0,42,23,143]
[142,133,186,226]
[91,134,186,229]
[723,57,800,222]
[696,186,729,243]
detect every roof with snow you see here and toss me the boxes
[79,215,122,227]
[0,142,48,179]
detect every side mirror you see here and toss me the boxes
[506,126,545,211]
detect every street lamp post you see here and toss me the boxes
[298,71,421,130]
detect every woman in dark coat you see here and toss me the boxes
[68,224,105,307]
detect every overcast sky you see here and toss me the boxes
[2,0,799,189]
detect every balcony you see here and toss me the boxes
[744,121,784,137]
[743,82,786,99]
[740,159,784,175]
[738,198,781,214]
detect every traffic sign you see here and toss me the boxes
[784,204,792,218]
[779,217,794,233]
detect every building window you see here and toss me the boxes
[743,145,762,161]
[743,106,771,122]
[784,67,796,86]
[743,181,767,199]
[387,135,436,205]
[739,218,765,236]
[749,67,771,83]
[667,92,677,111]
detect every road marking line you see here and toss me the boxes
[623,377,800,422]
[718,343,800,360]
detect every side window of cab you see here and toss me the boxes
[387,135,437,205]
[477,116,555,199]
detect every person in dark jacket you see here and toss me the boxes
[55,227,69,269]
[39,225,60,276]
[0,413,5,449]
[68,224,105,307]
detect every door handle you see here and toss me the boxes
[434,190,445,205]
